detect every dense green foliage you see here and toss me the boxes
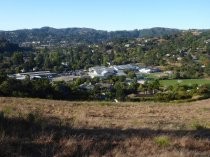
[0,28,210,102]
[0,73,209,102]
[1,30,210,79]
[0,38,21,54]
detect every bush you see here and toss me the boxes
[197,85,210,95]
[155,93,175,102]
[191,121,207,130]
[175,90,191,100]
[154,136,170,147]
[27,110,42,124]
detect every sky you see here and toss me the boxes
[0,0,210,31]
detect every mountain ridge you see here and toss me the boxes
[0,27,182,44]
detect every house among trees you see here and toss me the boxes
[88,64,140,78]
[139,67,161,74]
[88,66,117,78]
[111,64,139,71]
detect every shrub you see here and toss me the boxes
[155,93,175,102]
[27,110,42,124]
[191,121,207,130]
[175,90,191,100]
[154,136,170,147]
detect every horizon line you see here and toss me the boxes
[0,26,210,32]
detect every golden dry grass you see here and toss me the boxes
[1,97,210,130]
[0,97,210,156]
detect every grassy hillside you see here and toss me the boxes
[0,97,210,156]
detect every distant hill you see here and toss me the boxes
[0,27,181,44]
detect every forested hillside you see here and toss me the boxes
[0,27,181,44]
[0,29,210,76]
[1,29,210,102]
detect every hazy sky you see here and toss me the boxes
[1,0,210,31]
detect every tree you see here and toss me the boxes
[206,43,210,55]
[0,71,7,83]
[44,57,52,69]
[23,53,36,71]
[0,81,11,96]
[127,71,136,79]
[0,78,22,96]
[114,82,126,101]
[52,81,71,99]
[128,79,139,93]
[150,80,160,94]
[31,79,53,98]
[12,52,24,65]
[205,61,210,76]
[35,53,44,69]
[50,51,63,66]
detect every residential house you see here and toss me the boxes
[111,64,139,71]
[88,66,117,78]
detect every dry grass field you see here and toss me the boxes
[0,97,210,157]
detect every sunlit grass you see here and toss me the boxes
[160,79,210,86]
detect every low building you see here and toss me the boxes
[139,68,152,74]
[137,80,146,84]
[139,67,161,74]
[8,71,57,80]
[111,64,139,71]
[115,70,126,76]
[88,64,142,78]
[88,66,117,78]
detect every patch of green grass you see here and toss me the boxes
[99,102,113,106]
[143,73,161,80]
[160,79,210,87]
[154,136,170,148]
[2,106,13,116]
[136,73,160,80]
